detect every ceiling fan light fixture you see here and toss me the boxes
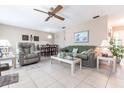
[34,5,65,22]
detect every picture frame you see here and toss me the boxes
[34,36,39,41]
[22,35,29,41]
[74,30,89,43]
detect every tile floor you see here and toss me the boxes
[1,57,124,88]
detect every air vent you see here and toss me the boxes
[62,26,66,29]
[93,15,100,19]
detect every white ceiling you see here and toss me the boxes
[0,5,124,32]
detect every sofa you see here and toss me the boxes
[17,42,40,66]
[61,45,97,68]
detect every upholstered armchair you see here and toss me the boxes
[17,42,40,66]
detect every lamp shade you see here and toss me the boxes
[0,40,11,47]
[100,40,110,47]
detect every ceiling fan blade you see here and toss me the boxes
[54,14,65,21]
[52,5,63,14]
[45,16,51,21]
[33,9,48,14]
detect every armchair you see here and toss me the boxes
[17,42,40,66]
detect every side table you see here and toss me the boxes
[97,56,116,72]
[0,55,17,69]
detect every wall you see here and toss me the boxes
[113,26,124,31]
[0,24,54,51]
[55,15,108,48]
[54,30,65,48]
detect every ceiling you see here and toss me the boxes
[0,5,124,32]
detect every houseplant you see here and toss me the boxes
[109,38,124,63]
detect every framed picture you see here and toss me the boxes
[34,36,39,41]
[74,30,89,43]
[22,35,29,41]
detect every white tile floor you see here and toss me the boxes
[1,57,124,88]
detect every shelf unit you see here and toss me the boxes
[37,44,58,57]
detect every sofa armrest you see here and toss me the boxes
[87,52,96,59]
[87,52,97,67]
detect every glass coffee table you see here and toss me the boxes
[51,56,82,74]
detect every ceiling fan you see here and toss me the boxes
[33,5,65,22]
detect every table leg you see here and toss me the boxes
[80,59,82,69]
[71,63,75,74]
[113,60,116,72]
[97,58,99,71]
[50,58,52,64]
[12,58,16,69]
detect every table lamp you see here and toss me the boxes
[100,40,112,57]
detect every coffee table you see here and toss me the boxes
[0,55,17,69]
[51,56,82,74]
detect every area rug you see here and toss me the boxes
[0,73,19,87]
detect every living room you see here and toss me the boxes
[1,1,124,91]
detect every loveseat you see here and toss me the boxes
[61,45,97,68]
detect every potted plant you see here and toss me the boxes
[109,39,124,63]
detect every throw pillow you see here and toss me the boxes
[24,48,30,55]
[72,48,78,53]
[80,51,87,54]
[57,52,65,58]
[72,48,78,57]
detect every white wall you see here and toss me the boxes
[55,15,108,48]
[0,24,54,51]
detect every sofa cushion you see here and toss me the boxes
[24,54,38,59]
[23,58,39,65]
[23,48,30,55]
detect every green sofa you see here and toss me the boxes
[61,45,97,68]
